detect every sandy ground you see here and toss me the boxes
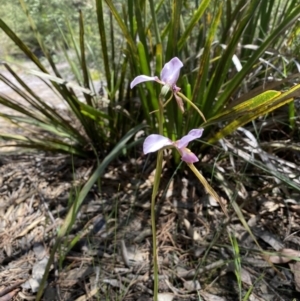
[0,59,103,114]
[0,61,63,109]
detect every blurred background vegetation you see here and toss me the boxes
[1,0,95,57]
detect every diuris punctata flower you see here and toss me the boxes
[130,57,185,112]
[143,129,204,163]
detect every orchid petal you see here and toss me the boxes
[160,57,183,87]
[130,75,158,89]
[173,85,181,93]
[176,129,204,149]
[174,93,184,113]
[143,134,173,154]
[180,148,199,163]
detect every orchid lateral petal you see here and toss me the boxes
[180,148,199,163]
[160,57,183,87]
[130,75,157,89]
[173,85,181,93]
[143,134,173,154]
[174,93,184,113]
[177,129,204,149]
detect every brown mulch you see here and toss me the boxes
[0,146,299,301]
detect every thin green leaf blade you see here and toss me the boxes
[212,4,300,116]
[178,0,211,50]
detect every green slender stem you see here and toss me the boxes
[151,95,164,301]
[177,91,206,123]
[158,96,164,135]
[151,149,162,301]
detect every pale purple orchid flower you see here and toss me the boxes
[143,129,204,163]
[130,57,185,111]
[130,57,183,91]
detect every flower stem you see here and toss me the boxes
[151,95,165,301]
[177,91,207,122]
[151,149,162,301]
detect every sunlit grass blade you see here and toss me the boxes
[204,90,280,126]
[212,82,300,144]
[137,42,157,111]
[206,85,299,145]
[134,1,150,64]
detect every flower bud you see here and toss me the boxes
[160,84,171,97]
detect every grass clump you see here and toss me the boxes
[0,0,300,300]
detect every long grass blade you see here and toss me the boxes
[166,0,182,58]
[35,123,145,301]
[205,0,262,117]
[79,10,93,106]
[212,4,300,116]
[0,18,46,72]
[95,0,112,93]
[104,0,137,56]
[177,0,210,50]
[207,83,300,144]
[191,3,222,116]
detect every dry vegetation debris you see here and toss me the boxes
[0,145,299,300]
